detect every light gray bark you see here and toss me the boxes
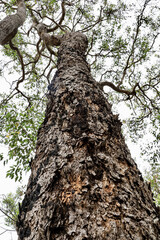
[0,0,26,45]
[17,32,160,240]
[36,23,63,46]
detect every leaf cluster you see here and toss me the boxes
[0,102,45,181]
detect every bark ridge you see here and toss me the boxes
[17,32,160,240]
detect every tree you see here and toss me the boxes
[0,0,160,239]
[0,186,24,230]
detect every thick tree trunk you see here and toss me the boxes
[17,32,160,240]
[0,0,26,45]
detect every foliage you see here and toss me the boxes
[0,0,159,201]
[0,101,45,181]
[145,167,160,206]
[0,186,25,229]
[142,114,160,205]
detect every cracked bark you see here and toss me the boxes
[17,32,160,240]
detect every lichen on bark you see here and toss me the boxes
[17,32,160,240]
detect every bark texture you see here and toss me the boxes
[17,32,160,240]
[0,0,26,45]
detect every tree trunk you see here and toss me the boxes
[0,0,26,45]
[17,32,160,240]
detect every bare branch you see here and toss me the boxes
[9,40,25,86]
[46,45,58,56]
[47,1,67,33]
[5,41,31,107]
[71,7,83,31]
[99,81,138,96]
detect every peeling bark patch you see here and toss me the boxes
[61,175,86,204]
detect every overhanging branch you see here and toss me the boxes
[99,81,138,96]
[9,40,25,84]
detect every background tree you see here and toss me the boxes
[0,186,24,230]
[0,0,160,237]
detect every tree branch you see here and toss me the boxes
[99,81,138,96]
[0,207,16,223]
[0,0,26,45]
[9,40,25,85]
[119,0,151,87]
[47,1,68,33]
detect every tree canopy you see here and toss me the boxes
[0,0,159,202]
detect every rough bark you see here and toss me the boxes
[17,32,160,240]
[0,0,26,45]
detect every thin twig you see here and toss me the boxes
[9,40,25,88]
[0,208,16,223]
